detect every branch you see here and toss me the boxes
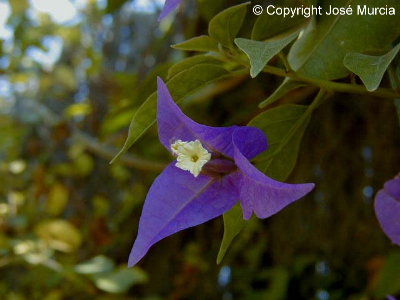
[74,131,166,172]
[262,65,400,99]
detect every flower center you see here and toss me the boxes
[170,140,211,177]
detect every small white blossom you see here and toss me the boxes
[170,140,211,177]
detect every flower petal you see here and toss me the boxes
[232,128,315,220]
[374,175,400,245]
[128,163,239,266]
[157,77,267,159]
[158,0,183,21]
[384,175,400,199]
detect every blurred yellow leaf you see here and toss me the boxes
[54,65,76,90]
[47,183,69,216]
[9,0,28,15]
[92,267,148,293]
[73,153,94,176]
[64,103,92,118]
[35,219,82,252]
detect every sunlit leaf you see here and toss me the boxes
[343,44,400,91]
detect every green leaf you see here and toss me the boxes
[167,55,223,79]
[249,104,310,181]
[111,64,230,163]
[259,78,306,108]
[198,0,227,21]
[288,0,400,80]
[208,2,249,48]
[217,104,313,263]
[172,35,219,52]
[217,203,245,264]
[251,0,307,40]
[135,63,173,105]
[74,255,115,274]
[92,267,148,293]
[374,251,400,297]
[343,43,400,91]
[235,31,299,78]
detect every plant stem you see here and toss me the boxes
[74,131,166,172]
[262,65,400,99]
[278,52,292,72]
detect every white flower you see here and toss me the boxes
[170,140,211,177]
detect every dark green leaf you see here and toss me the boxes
[208,2,249,49]
[217,104,312,262]
[259,78,306,108]
[374,251,400,297]
[217,203,245,264]
[111,64,230,163]
[198,0,227,21]
[251,0,307,40]
[249,104,310,181]
[172,35,219,52]
[343,43,400,91]
[288,0,400,80]
[135,63,173,105]
[167,55,223,79]
[235,31,299,78]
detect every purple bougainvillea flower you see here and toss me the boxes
[387,296,397,300]
[375,174,400,245]
[158,0,183,21]
[128,78,315,266]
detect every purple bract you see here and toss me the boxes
[159,0,183,21]
[128,78,315,266]
[375,174,400,245]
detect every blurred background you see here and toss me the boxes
[0,0,400,299]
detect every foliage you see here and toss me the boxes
[1,0,400,299]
